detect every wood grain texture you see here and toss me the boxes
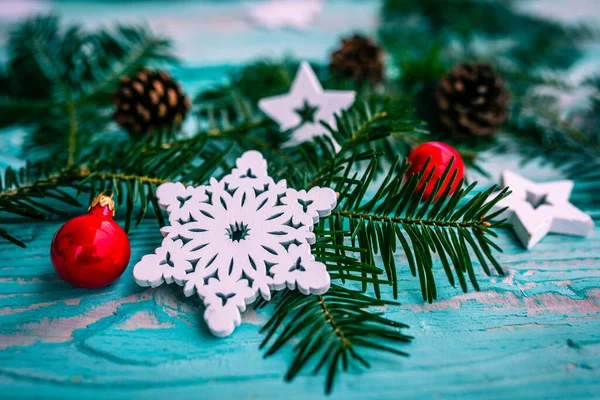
[0,176,599,400]
[0,4,598,392]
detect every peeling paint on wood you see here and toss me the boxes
[0,210,598,399]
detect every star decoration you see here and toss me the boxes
[258,61,355,147]
[133,151,337,337]
[491,171,594,249]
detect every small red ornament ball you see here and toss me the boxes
[50,194,131,288]
[406,142,465,201]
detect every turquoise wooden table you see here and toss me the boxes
[1,1,599,399]
[1,146,599,400]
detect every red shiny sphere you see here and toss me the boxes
[406,141,465,201]
[50,204,130,288]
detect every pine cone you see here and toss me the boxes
[435,62,509,137]
[329,34,384,83]
[112,68,190,135]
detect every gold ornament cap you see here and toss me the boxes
[89,193,116,216]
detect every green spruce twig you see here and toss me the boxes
[260,285,412,394]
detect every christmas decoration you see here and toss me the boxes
[406,142,465,201]
[329,34,385,83]
[3,10,597,394]
[490,171,594,249]
[435,62,509,137]
[258,61,355,147]
[112,68,190,136]
[50,193,131,288]
[133,150,336,337]
[245,0,323,30]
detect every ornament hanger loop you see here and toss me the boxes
[89,190,116,215]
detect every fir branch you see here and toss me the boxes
[326,154,511,302]
[306,111,388,188]
[83,171,169,186]
[66,99,78,167]
[381,0,598,71]
[503,91,600,209]
[0,118,287,245]
[329,210,492,229]
[0,16,176,156]
[77,24,175,103]
[261,285,411,394]
[261,104,509,394]
[297,100,424,189]
[312,226,388,293]
[26,17,70,100]
[193,85,306,181]
[0,227,26,248]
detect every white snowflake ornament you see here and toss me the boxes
[258,61,355,148]
[133,151,337,337]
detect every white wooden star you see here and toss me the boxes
[491,170,594,249]
[258,61,355,147]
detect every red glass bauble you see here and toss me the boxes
[50,195,131,288]
[406,141,465,201]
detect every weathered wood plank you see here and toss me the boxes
[0,206,598,399]
[0,5,598,394]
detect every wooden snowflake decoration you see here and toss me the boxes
[133,151,336,337]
